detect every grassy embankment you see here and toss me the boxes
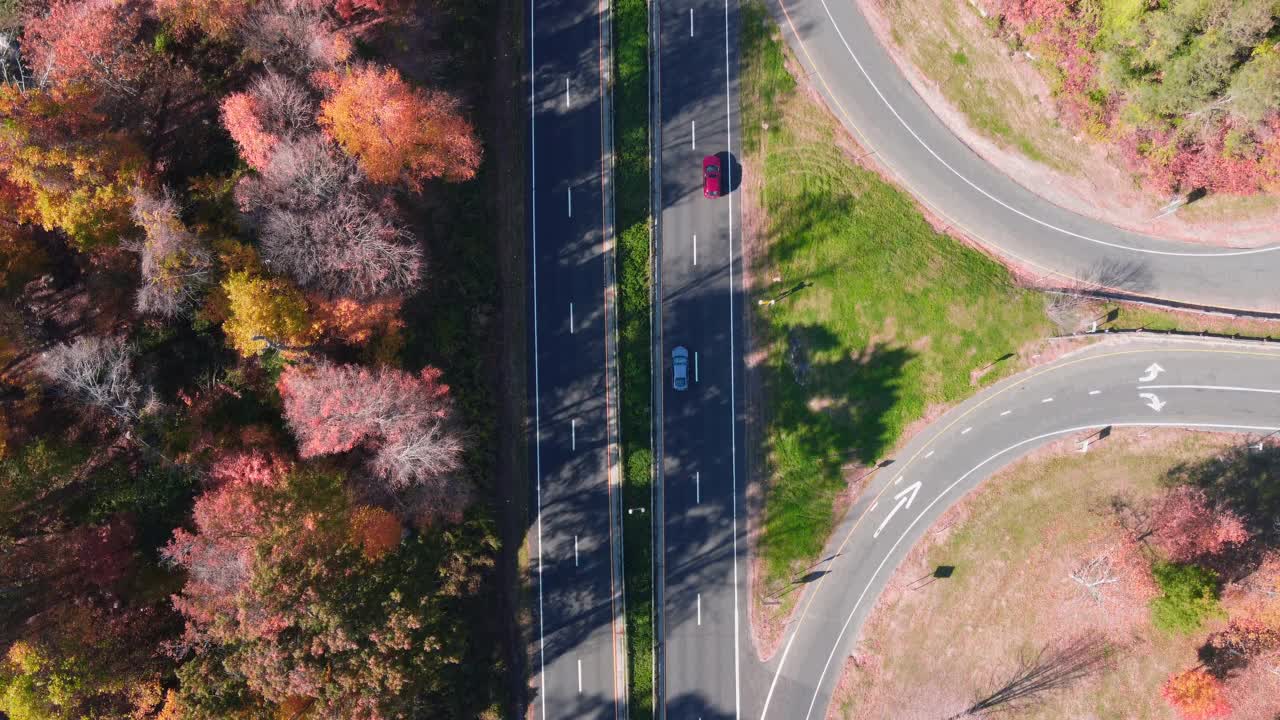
[614,0,654,713]
[875,0,1081,172]
[740,1,1051,605]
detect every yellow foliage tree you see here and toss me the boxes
[0,86,146,249]
[221,270,316,357]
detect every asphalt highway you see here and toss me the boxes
[654,0,755,717]
[770,0,1280,312]
[528,0,624,716]
[757,337,1280,718]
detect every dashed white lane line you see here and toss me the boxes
[693,234,698,265]
[695,471,700,504]
[924,450,934,458]
[1000,410,1012,416]
[567,187,572,217]
[892,474,902,485]
[574,535,579,566]
[697,593,702,625]
[569,302,574,334]
[691,120,696,149]
[960,427,971,435]
[1041,397,1054,403]
[571,418,576,450]
[869,501,879,512]
[565,77,570,107]
[1089,390,1101,395]
[690,7,694,35]
[577,658,582,693]
[695,351,700,382]
[1139,384,1280,394]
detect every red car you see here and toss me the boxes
[702,155,721,199]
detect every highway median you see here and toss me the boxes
[614,0,656,713]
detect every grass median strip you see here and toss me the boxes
[614,0,653,714]
[741,0,1051,603]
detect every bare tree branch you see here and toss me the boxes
[36,336,140,423]
[1069,554,1120,604]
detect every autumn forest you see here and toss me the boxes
[0,0,518,717]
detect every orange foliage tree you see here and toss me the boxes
[349,505,402,560]
[318,65,481,189]
[1161,668,1231,719]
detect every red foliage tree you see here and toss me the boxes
[220,71,315,172]
[277,362,466,519]
[1149,486,1250,563]
[317,65,482,189]
[161,450,289,634]
[1161,668,1231,719]
[23,0,146,97]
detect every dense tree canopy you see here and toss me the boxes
[991,0,1280,194]
[0,0,500,715]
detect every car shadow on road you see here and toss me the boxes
[715,150,744,195]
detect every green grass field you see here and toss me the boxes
[613,0,654,713]
[741,1,1051,589]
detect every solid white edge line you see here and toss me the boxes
[726,0,741,715]
[530,1,548,716]
[795,421,1280,719]
[1138,384,1280,394]
[810,0,1280,259]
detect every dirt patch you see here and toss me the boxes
[855,0,1280,248]
[831,428,1280,719]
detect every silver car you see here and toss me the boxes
[672,346,689,391]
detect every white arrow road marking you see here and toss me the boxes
[873,480,922,538]
[1138,362,1165,383]
[1140,393,1166,412]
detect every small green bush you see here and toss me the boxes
[1149,562,1222,634]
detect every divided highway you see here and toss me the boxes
[771,0,1280,312]
[757,338,1280,718]
[653,0,758,717]
[528,0,625,716]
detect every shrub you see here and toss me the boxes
[1150,562,1223,633]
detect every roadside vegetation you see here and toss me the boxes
[614,0,655,712]
[876,0,1084,174]
[877,0,1280,201]
[0,0,512,716]
[834,430,1280,719]
[741,1,1050,604]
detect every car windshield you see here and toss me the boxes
[705,164,719,175]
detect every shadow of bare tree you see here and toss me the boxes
[953,634,1115,719]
